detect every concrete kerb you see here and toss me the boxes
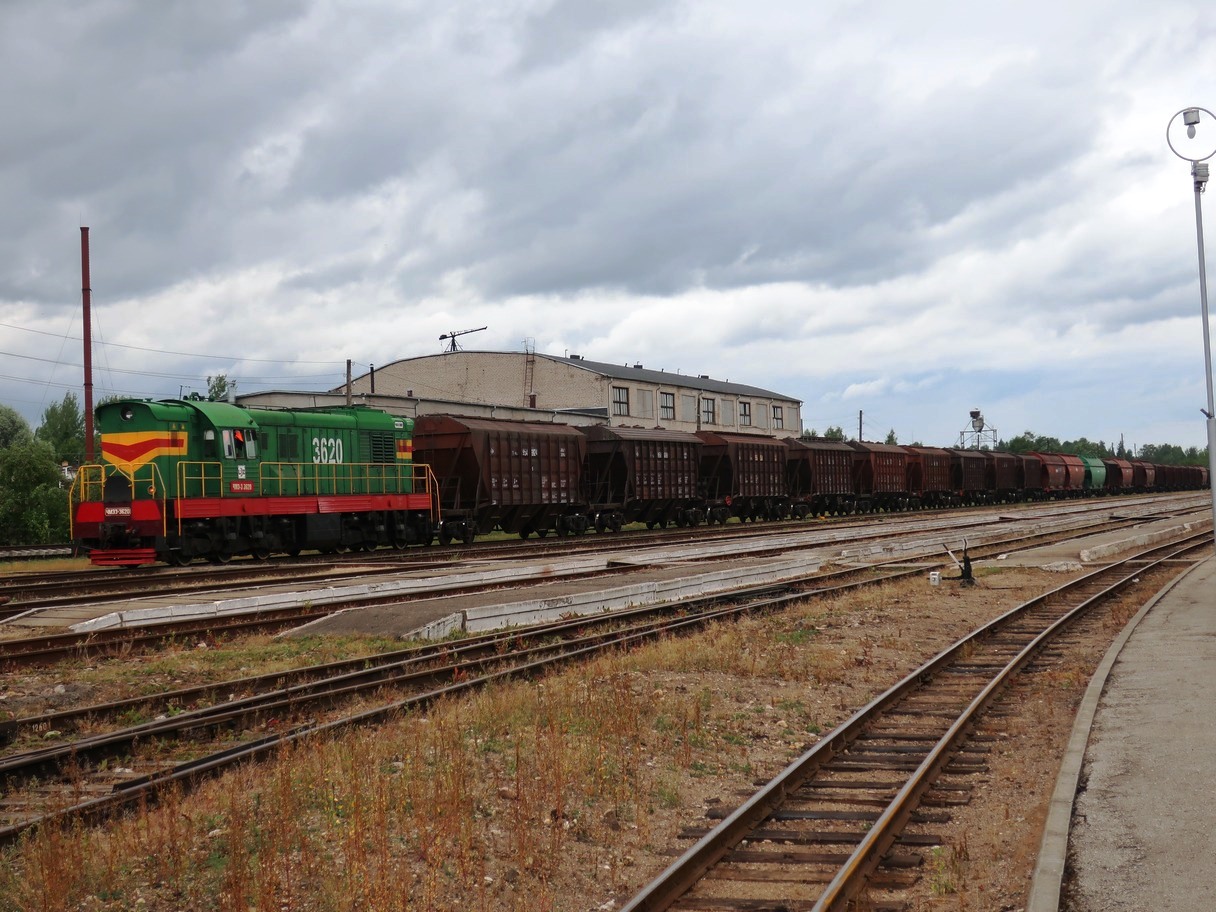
[401,555,825,641]
[1077,520,1201,562]
[1024,556,1211,912]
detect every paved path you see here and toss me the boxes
[1030,554,1216,911]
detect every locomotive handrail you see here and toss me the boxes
[176,461,225,500]
[70,462,169,539]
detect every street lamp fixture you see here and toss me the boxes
[1166,106,1216,552]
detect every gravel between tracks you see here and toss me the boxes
[0,561,1168,911]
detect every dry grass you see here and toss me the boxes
[0,569,1080,912]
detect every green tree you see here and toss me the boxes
[0,404,33,450]
[884,428,898,445]
[1000,430,1062,454]
[823,425,846,441]
[35,392,85,465]
[207,374,232,401]
[0,439,69,544]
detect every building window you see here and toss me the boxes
[637,389,654,419]
[612,386,630,416]
[772,405,784,429]
[701,397,716,425]
[739,401,751,427]
[660,392,675,420]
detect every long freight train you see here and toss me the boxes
[71,400,1211,566]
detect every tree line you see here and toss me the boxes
[0,394,83,545]
[799,427,1208,466]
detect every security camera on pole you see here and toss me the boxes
[1166,106,1216,552]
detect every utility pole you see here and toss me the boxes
[858,410,863,442]
[80,227,94,462]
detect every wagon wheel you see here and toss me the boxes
[169,551,192,567]
[518,527,531,540]
[251,547,271,561]
[536,527,549,538]
[208,551,232,565]
[439,526,454,546]
[462,525,476,545]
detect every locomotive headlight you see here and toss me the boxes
[120,406,134,421]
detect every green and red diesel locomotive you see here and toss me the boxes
[71,399,438,566]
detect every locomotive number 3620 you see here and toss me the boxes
[312,437,345,464]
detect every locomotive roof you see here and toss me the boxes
[98,398,258,427]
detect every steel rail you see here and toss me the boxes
[619,532,1208,912]
[1,525,1206,849]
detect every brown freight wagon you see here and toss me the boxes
[1057,454,1086,494]
[697,431,789,521]
[583,426,703,529]
[1102,458,1134,493]
[1029,453,1070,496]
[413,415,588,541]
[985,451,1022,502]
[1018,454,1045,499]
[949,449,990,503]
[849,442,909,511]
[786,437,856,516]
[902,445,953,507]
[1130,460,1157,491]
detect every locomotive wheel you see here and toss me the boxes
[252,547,271,561]
[287,548,302,558]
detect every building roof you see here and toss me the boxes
[337,350,800,404]
[549,354,797,401]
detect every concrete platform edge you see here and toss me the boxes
[1025,555,1212,912]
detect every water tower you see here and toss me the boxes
[957,408,999,449]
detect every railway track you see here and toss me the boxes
[0,561,917,846]
[2,494,1195,613]
[617,532,1211,912]
[0,523,1205,851]
[0,503,1185,669]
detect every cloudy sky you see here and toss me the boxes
[4,0,1216,451]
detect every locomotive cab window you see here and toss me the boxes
[222,429,257,459]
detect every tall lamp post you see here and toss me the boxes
[1167,106,1216,552]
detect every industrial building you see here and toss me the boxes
[240,350,802,438]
